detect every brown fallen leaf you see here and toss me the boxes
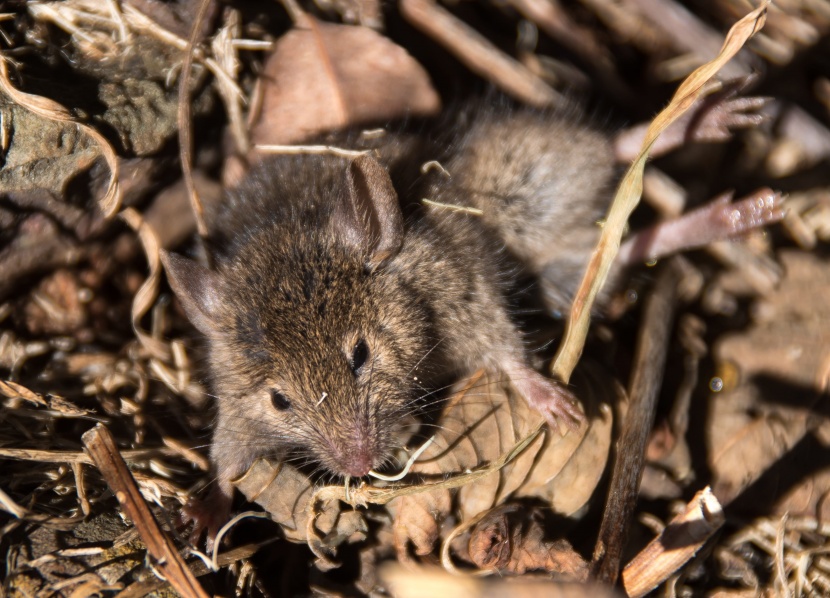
[249,15,440,150]
[466,504,589,578]
[389,364,620,560]
[232,457,367,569]
[232,458,315,543]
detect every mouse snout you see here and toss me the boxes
[342,450,374,478]
[331,429,377,478]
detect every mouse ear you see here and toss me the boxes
[335,155,403,270]
[160,250,223,335]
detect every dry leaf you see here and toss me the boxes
[466,504,589,578]
[390,364,619,559]
[249,16,440,149]
[391,486,452,558]
[0,380,48,407]
[233,458,315,543]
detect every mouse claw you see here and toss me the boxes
[508,363,584,434]
[179,488,232,553]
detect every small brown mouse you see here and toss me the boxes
[163,104,611,539]
[162,102,779,543]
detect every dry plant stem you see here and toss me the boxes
[304,423,544,525]
[117,4,242,97]
[622,487,725,597]
[507,0,636,105]
[507,0,610,70]
[591,259,683,584]
[399,0,561,107]
[0,447,182,464]
[552,2,768,383]
[212,9,248,154]
[255,144,370,158]
[81,424,209,598]
[0,485,83,531]
[177,0,213,239]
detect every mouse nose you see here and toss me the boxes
[342,450,374,478]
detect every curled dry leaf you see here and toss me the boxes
[119,208,170,362]
[466,504,589,578]
[249,16,440,150]
[233,458,368,569]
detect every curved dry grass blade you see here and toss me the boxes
[0,54,122,217]
[551,1,770,383]
[121,208,171,361]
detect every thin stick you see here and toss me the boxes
[82,424,208,598]
[590,259,682,584]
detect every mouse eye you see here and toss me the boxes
[270,389,291,411]
[351,339,369,374]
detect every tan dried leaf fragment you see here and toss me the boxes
[466,505,589,578]
[249,16,440,150]
[233,458,315,543]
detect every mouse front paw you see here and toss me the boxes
[508,364,584,433]
[179,487,232,552]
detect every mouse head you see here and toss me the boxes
[163,156,434,479]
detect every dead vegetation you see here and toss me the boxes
[1,0,830,596]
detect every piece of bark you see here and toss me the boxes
[622,487,725,597]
